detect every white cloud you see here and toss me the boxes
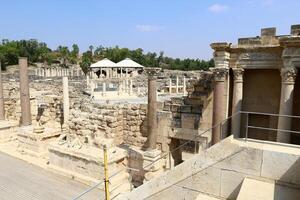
[208,4,229,13]
[136,25,161,32]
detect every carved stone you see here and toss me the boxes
[212,68,228,82]
[281,67,297,84]
[232,68,244,82]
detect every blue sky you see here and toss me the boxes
[0,0,300,59]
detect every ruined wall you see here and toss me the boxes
[68,101,149,148]
[122,104,148,147]
[69,103,124,146]
[3,80,63,128]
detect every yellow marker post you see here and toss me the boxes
[103,145,110,200]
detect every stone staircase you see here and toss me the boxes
[162,73,213,130]
[117,137,300,200]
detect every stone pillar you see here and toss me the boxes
[231,68,244,138]
[183,76,187,95]
[169,78,172,94]
[277,67,297,143]
[211,68,228,145]
[129,79,133,95]
[0,62,5,120]
[210,42,231,145]
[120,67,123,77]
[176,76,179,94]
[19,57,32,126]
[145,68,161,150]
[63,77,69,124]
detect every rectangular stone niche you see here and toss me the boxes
[48,143,131,197]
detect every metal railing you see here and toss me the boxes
[72,110,300,199]
[72,113,238,200]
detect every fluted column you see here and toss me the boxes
[0,62,5,120]
[231,68,244,138]
[19,57,32,126]
[212,68,228,145]
[145,68,161,150]
[277,67,297,143]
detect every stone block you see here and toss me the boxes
[220,170,245,199]
[181,113,200,129]
[177,167,221,197]
[215,147,262,176]
[261,149,300,185]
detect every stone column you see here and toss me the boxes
[0,62,5,120]
[231,68,244,138]
[145,68,161,150]
[176,76,179,93]
[210,42,231,145]
[211,68,228,145]
[90,81,95,97]
[129,79,133,95]
[169,78,172,94]
[19,57,32,126]
[63,77,69,124]
[183,76,187,96]
[277,67,297,143]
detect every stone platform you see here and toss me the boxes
[0,120,19,143]
[48,143,131,197]
[17,126,61,158]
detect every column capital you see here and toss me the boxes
[212,67,228,82]
[232,68,244,82]
[145,67,161,79]
[281,67,297,84]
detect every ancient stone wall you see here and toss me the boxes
[3,80,63,128]
[122,104,148,147]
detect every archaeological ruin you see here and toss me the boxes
[0,24,300,200]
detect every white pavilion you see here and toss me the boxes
[90,58,144,79]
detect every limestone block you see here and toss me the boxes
[177,167,221,197]
[215,147,262,176]
[261,150,300,185]
[181,113,200,129]
[220,170,245,199]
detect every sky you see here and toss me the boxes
[0,0,300,60]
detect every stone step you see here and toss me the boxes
[170,97,184,105]
[237,177,300,200]
[184,98,204,106]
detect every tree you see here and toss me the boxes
[70,44,79,64]
[79,51,93,74]
[57,46,70,67]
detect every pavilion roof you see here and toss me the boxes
[90,58,117,68]
[116,58,144,68]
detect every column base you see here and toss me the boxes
[143,149,164,182]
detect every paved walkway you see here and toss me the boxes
[0,152,103,200]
